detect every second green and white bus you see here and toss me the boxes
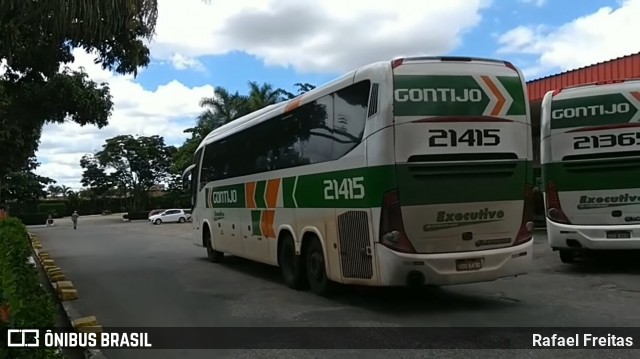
[541,78,640,263]
[183,56,535,295]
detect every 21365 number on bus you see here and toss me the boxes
[573,132,640,150]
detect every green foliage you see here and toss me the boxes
[0,0,159,176]
[80,134,176,211]
[0,158,55,203]
[0,218,63,358]
[12,213,49,226]
[79,154,113,197]
[37,203,65,218]
[0,69,114,176]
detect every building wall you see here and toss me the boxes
[527,52,640,101]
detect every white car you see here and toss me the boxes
[149,209,191,225]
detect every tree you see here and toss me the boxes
[281,82,316,100]
[91,135,176,210]
[79,154,114,208]
[0,0,160,180]
[245,81,289,112]
[0,158,54,202]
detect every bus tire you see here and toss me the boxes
[559,250,575,264]
[278,233,306,290]
[204,230,224,263]
[304,236,335,296]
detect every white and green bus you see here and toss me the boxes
[541,79,640,263]
[182,56,535,295]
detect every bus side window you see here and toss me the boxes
[200,145,216,188]
[332,80,370,159]
[297,94,334,165]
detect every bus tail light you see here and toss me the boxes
[545,181,572,224]
[379,189,416,254]
[514,184,535,246]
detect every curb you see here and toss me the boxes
[28,232,110,359]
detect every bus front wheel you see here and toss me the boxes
[304,236,335,296]
[204,231,224,263]
[278,233,306,290]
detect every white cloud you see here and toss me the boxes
[170,53,205,71]
[33,0,492,190]
[518,0,546,6]
[35,49,214,190]
[498,0,640,77]
[150,0,491,73]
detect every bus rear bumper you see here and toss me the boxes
[375,240,533,286]
[547,220,640,250]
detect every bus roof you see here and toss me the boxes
[544,77,640,99]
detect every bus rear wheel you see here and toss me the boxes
[278,233,306,290]
[304,236,335,296]
[559,249,576,263]
[204,230,224,263]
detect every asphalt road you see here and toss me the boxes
[30,215,640,358]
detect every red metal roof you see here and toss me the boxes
[526,52,640,101]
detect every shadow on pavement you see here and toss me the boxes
[556,250,640,275]
[201,255,517,315]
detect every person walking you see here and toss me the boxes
[71,210,79,229]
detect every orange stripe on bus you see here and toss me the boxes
[262,210,276,239]
[284,98,302,112]
[265,178,281,208]
[481,76,506,116]
[246,182,257,209]
[631,91,640,102]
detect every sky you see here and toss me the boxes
[34,0,640,190]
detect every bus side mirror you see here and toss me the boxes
[182,174,191,191]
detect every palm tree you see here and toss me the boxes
[245,81,288,112]
[60,185,72,199]
[186,87,249,139]
[47,184,62,198]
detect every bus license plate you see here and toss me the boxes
[606,231,631,239]
[456,258,483,271]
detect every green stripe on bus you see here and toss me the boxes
[255,180,267,208]
[497,76,526,116]
[550,93,639,129]
[396,160,530,205]
[289,166,396,208]
[207,162,530,208]
[542,161,640,191]
[251,210,262,236]
[282,177,296,208]
[205,183,245,208]
[392,75,491,117]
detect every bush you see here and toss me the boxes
[14,212,49,226]
[0,218,63,358]
[37,203,65,218]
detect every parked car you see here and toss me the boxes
[149,209,191,225]
[148,209,165,218]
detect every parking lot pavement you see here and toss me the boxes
[30,216,640,358]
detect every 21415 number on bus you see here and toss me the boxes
[428,129,501,147]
